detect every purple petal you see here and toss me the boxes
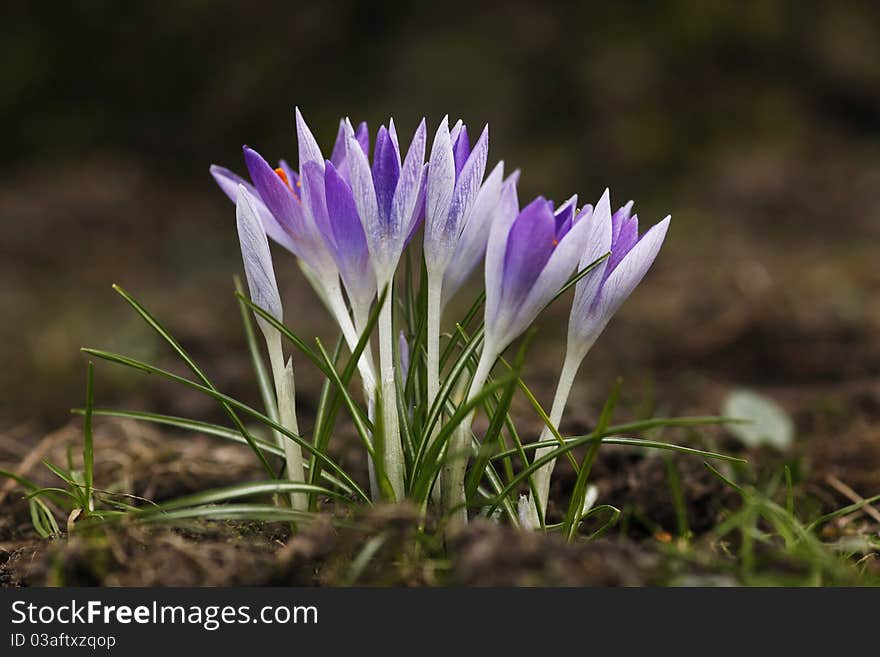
[355,121,370,158]
[499,197,556,317]
[372,125,401,223]
[610,200,634,244]
[606,213,639,278]
[452,124,471,179]
[405,163,428,248]
[243,147,308,253]
[330,119,348,169]
[346,134,385,274]
[554,194,577,238]
[325,161,374,304]
[503,197,597,349]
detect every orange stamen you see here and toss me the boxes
[552,239,559,247]
[274,167,292,190]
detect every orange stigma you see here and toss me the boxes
[552,238,559,246]
[274,167,292,190]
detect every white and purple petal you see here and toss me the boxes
[236,185,283,329]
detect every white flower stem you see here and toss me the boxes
[426,273,443,505]
[527,346,584,527]
[325,281,377,393]
[378,276,405,500]
[442,346,495,526]
[353,300,381,502]
[266,331,307,511]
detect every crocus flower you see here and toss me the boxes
[345,117,427,286]
[482,180,597,360]
[424,117,491,280]
[236,185,306,511]
[526,190,670,528]
[342,116,428,501]
[442,176,597,522]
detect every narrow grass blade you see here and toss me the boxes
[149,480,351,512]
[81,348,369,503]
[562,379,621,540]
[111,285,275,477]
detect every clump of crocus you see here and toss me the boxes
[202,109,675,531]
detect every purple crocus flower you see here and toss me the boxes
[482,178,597,359]
[344,117,427,286]
[424,116,490,279]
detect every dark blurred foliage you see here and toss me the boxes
[4,0,879,199]
[1,1,880,429]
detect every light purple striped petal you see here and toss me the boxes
[424,116,456,273]
[390,118,427,252]
[236,185,283,328]
[593,216,670,323]
[441,160,504,306]
[568,189,612,336]
[499,197,556,315]
[445,123,488,250]
[295,107,324,172]
[346,134,386,275]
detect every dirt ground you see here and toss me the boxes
[1,144,879,586]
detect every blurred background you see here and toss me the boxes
[2,0,878,456]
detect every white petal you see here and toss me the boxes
[236,185,283,329]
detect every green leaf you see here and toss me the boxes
[144,480,351,513]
